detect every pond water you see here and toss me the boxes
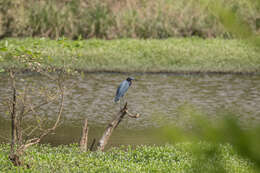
[0,73,260,147]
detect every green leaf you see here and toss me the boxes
[0,47,7,52]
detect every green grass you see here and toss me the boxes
[0,37,259,73]
[0,143,256,172]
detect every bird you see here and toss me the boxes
[114,77,134,106]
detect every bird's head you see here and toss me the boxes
[126,77,134,82]
[126,77,134,86]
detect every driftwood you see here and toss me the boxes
[97,102,140,151]
[79,118,89,152]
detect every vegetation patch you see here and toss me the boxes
[0,143,256,172]
[0,38,259,73]
[0,0,259,39]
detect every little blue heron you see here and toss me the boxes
[114,77,134,107]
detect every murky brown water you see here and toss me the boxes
[1,73,260,146]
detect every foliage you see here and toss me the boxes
[0,37,78,74]
[0,0,259,39]
[200,0,260,48]
[0,38,259,73]
[0,37,70,166]
[0,143,256,172]
[160,104,260,172]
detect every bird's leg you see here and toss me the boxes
[119,97,125,111]
[119,99,122,110]
[119,99,123,110]
[122,97,125,108]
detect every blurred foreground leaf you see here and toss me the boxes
[200,0,260,49]
[160,105,260,172]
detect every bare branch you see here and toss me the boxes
[9,70,17,153]
[97,103,141,151]
[24,125,39,138]
[90,138,96,151]
[97,103,127,151]
[80,118,89,152]
[15,80,65,156]
[17,85,29,145]
[126,110,140,118]
[26,137,39,144]
[7,60,67,167]
[24,98,56,116]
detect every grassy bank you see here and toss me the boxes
[0,143,256,172]
[0,0,259,39]
[0,38,259,73]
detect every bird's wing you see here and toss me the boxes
[114,80,130,102]
[118,81,129,96]
[116,81,129,96]
[116,82,124,96]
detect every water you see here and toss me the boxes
[1,73,260,147]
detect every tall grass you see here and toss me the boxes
[0,0,259,39]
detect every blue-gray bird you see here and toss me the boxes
[114,77,134,103]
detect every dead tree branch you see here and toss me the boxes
[97,102,140,151]
[17,85,28,145]
[90,138,96,151]
[80,118,89,152]
[9,70,17,154]
[126,110,140,118]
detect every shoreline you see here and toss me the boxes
[1,69,259,76]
